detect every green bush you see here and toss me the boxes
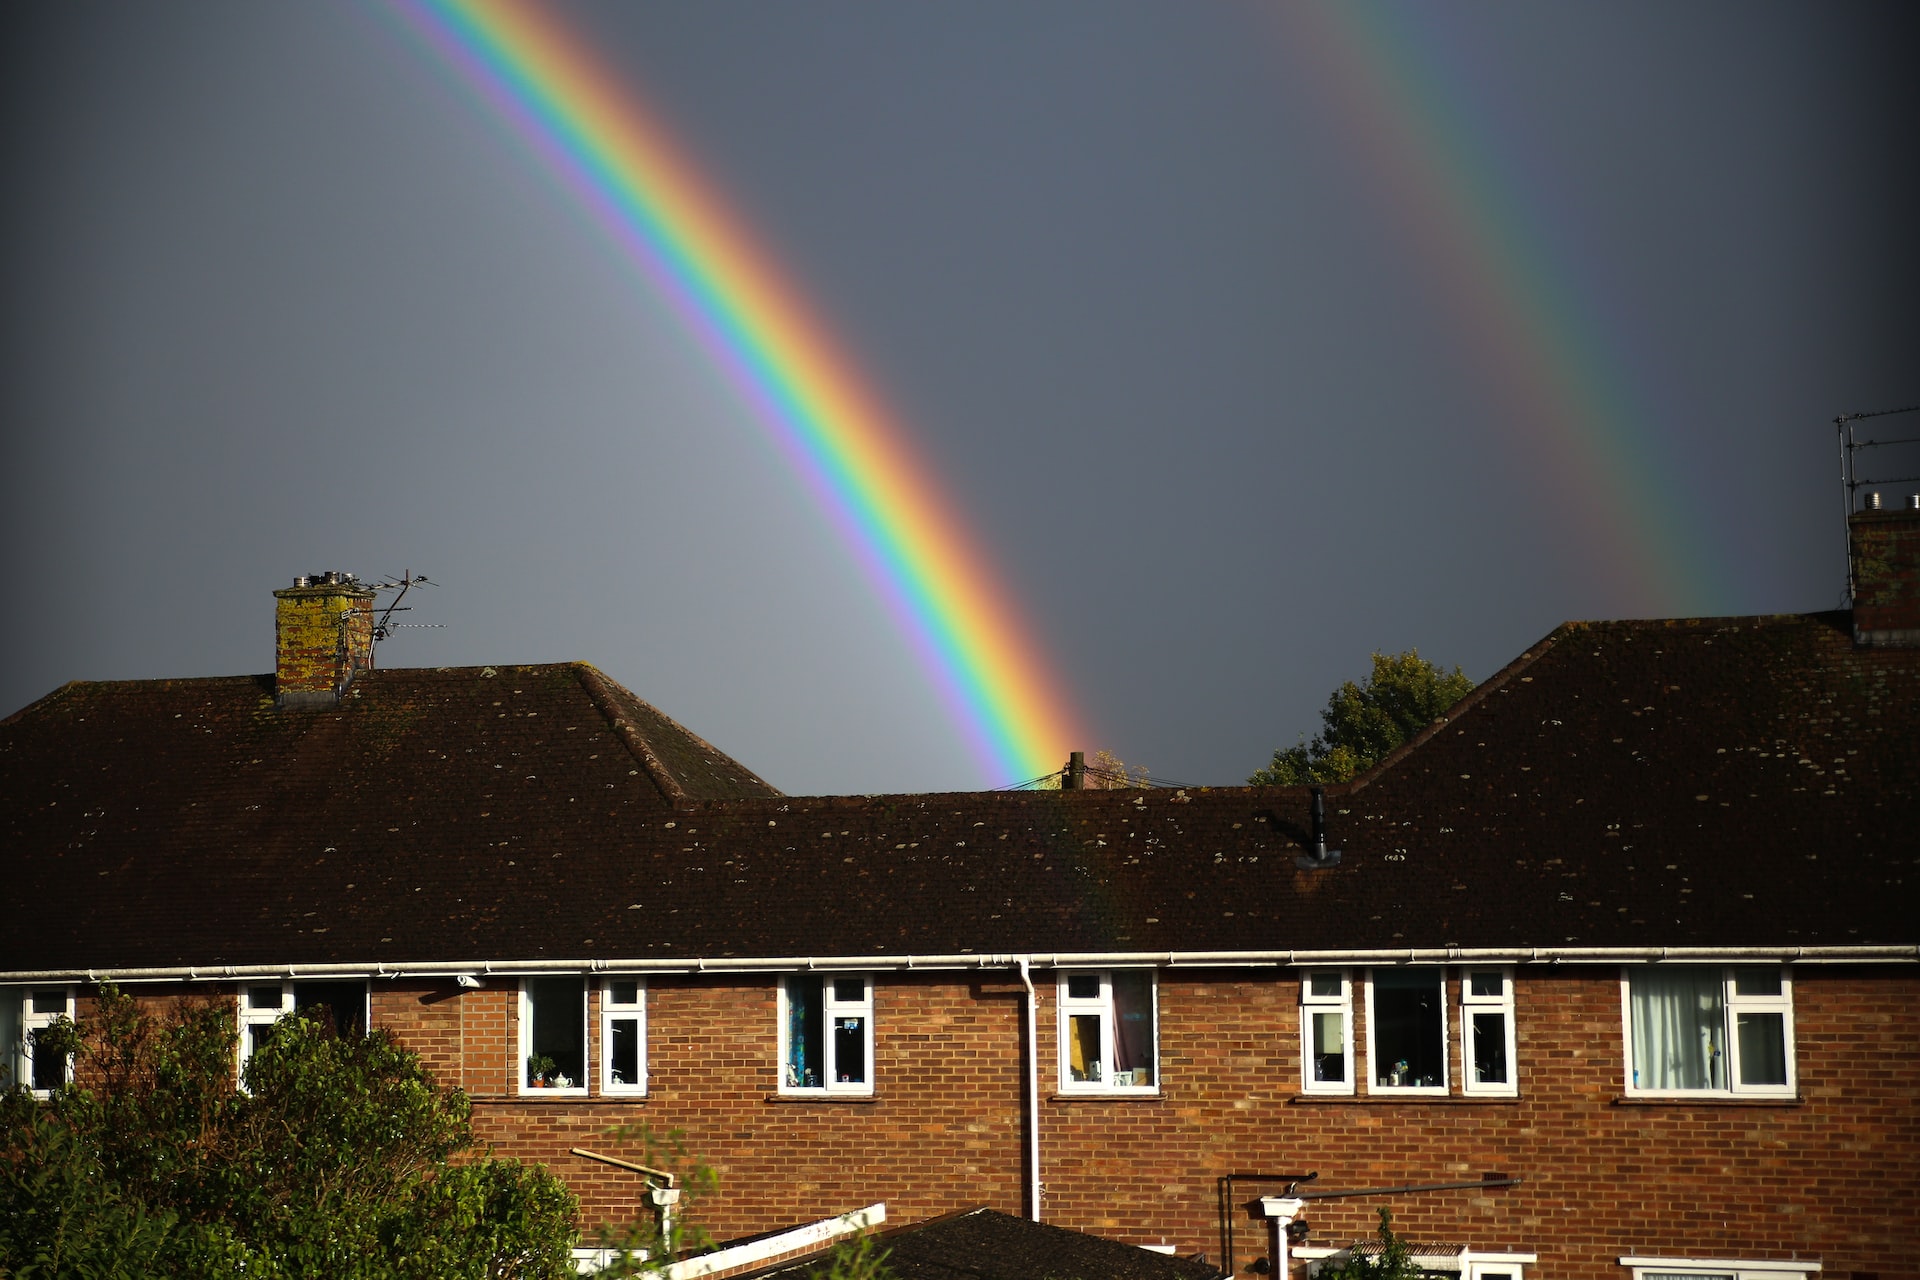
[0,985,577,1279]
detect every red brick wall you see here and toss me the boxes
[367,965,1919,1280]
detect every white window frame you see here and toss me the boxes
[1460,967,1518,1097]
[237,980,293,1084]
[1299,969,1354,1095]
[1620,1256,1818,1280]
[1056,969,1159,1094]
[1620,965,1796,1098]
[779,972,875,1096]
[519,976,589,1097]
[599,977,648,1096]
[235,980,372,1085]
[19,986,75,1097]
[1364,966,1449,1095]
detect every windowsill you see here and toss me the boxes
[1291,1093,1519,1105]
[471,1093,646,1104]
[766,1092,879,1104]
[1614,1094,1802,1107]
[1051,1090,1164,1102]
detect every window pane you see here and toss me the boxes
[1068,1013,1103,1083]
[610,980,639,1007]
[30,1035,64,1091]
[1111,972,1154,1086]
[0,997,18,1090]
[1733,966,1781,997]
[1471,1010,1509,1084]
[1307,972,1341,999]
[527,978,584,1087]
[247,985,285,1011]
[294,981,366,1037]
[832,977,865,1004]
[609,1017,640,1085]
[1373,968,1444,1087]
[31,990,66,1015]
[1630,967,1724,1089]
[1067,974,1100,1001]
[1736,1011,1788,1085]
[786,976,824,1088]
[833,1015,867,1084]
[1468,971,1503,999]
[1311,1010,1346,1083]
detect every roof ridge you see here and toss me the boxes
[571,662,691,806]
[0,679,85,729]
[1347,622,1574,793]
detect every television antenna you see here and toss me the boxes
[367,570,443,660]
[1835,406,1920,603]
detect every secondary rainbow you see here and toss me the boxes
[1271,5,1730,616]
[386,0,1081,785]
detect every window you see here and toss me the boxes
[781,974,873,1094]
[1623,966,1794,1096]
[601,978,647,1095]
[1300,970,1353,1094]
[14,987,73,1096]
[236,980,369,1082]
[1366,967,1447,1092]
[1620,1257,1818,1280]
[1461,968,1517,1096]
[1058,970,1157,1092]
[520,977,587,1094]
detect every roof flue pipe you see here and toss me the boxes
[1296,787,1343,870]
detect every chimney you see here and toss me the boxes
[273,572,376,707]
[1849,494,1920,646]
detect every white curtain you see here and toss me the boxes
[1630,967,1724,1089]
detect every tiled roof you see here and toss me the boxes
[744,1207,1223,1280]
[1,613,1914,974]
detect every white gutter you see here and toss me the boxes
[1017,956,1041,1222]
[9,943,1914,984]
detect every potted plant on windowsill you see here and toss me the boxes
[526,1054,557,1088]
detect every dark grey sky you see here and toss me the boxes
[4,2,1916,794]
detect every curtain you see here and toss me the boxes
[1630,967,1724,1089]
[1110,972,1155,1084]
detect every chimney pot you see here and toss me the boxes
[1908,494,1919,510]
[1865,492,1883,511]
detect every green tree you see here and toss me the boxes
[1250,650,1473,785]
[1313,1209,1421,1280]
[0,985,577,1279]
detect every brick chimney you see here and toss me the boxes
[1850,495,1920,646]
[273,572,376,707]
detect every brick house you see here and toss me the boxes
[4,510,1917,1280]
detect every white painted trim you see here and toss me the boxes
[1621,964,1797,1099]
[519,976,589,1097]
[8,944,1911,986]
[1056,969,1159,1094]
[594,1202,884,1279]
[1299,969,1354,1095]
[1619,1258,1818,1277]
[1364,966,1448,1095]
[1460,966,1518,1097]
[17,985,74,1098]
[599,977,647,1096]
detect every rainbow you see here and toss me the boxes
[385,0,1083,785]
[1270,6,1728,616]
